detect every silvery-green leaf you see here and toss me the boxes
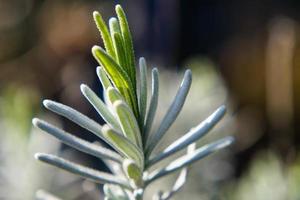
[96,66,113,90]
[43,100,107,141]
[147,106,226,167]
[138,57,148,129]
[36,190,62,200]
[102,125,144,169]
[152,169,188,200]
[35,153,130,189]
[143,68,159,143]
[103,159,124,176]
[115,5,136,87]
[80,84,120,130]
[146,70,192,156]
[93,11,116,59]
[106,86,126,114]
[158,143,196,200]
[32,118,122,163]
[161,168,188,200]
[113,100,142,148]
[145,136,234,185]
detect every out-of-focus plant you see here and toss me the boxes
[224,152,300,200]
[33,5,234,200]
[0,87,101,200]
[0,87,59,199]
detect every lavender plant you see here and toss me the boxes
[33,4,234,200]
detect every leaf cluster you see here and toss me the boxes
[33,5,234,200]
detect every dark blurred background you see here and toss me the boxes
[1,0,300,199]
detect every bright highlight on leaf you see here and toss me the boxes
[33,4,234,200]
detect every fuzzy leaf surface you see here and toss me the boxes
[146,70,192,156]
[33,118,122,163]
[93,11,116,59]
[138,57,148,129]
[143,68,159,143]
[35,153,130,189]
[80,84,120,130]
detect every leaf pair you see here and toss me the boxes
[145,69,192,157]
[154,144,196,200]
[145,136,234,185]
[146,105,227,167]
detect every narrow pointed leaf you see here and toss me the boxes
[160,168,188,200]
[158,144,195,200]
[92,45,131,88]
[93,11,116,59]
[80,84,120,130]
[145,136,234,185]
[115,5,136,87]
[35,153,130,189]
[143,68,159,143]
[146,70,192,156]
[33,118,122,163]
[43,100,107,141]
[138,57,148,129]
[102,125,144,169]
[109,18,127,69]
[147,106,226,167]
[112,33,127,70]
[97,66,113,90]
[113,100,142,148]
[92,45,138,117]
